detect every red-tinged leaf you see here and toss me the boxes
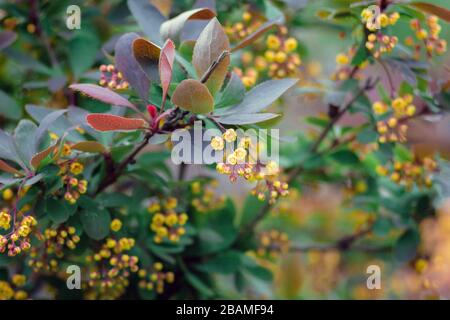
[192,18,230,96]
[86,114,147,132]
[115,33,151,101]
[160,39,176,108]
[71,141,107,153]
[0,159,22,175]
[133,38,161,83]
[160,8,216,44]
[231,19,281,52]
[171,79,214,114]
[30,144,58,170]
[409,2,450,22]
[70,84,136,110]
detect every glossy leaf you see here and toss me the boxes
[216,113,280,125]
[159,39,176,107]
[115,33,150,101]
[133,38,161,83]
[80,208,111,240]
[86,114,147,132]
[30,144,58,170]
[220,78,298,115]
[70,83,136,109]
[160,8,216,44]
[71,141,107,153]
[192,18,230,96]
[171,79,214,114]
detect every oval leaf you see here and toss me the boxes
[133,38,161,83]
[70,83,136,109]
[193,18,230,96]
[30,144,58,170]
[115,33,151,101]
[216,113,280,125]
[86,114,147,132]
[171,79,214,114]
[71,141,107,153]
[160,39,176,107]
[160,8,216,44]
[127,0,167,44]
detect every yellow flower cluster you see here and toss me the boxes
[0,276,28,300]
[190,181,226,213]
[376,157,437,189]
[138,262,175,294]
[148,197,188,244]
[99,64,129,90]
[406,16,447,58]
[212,129,289,204]
[59,161,87,204]
[86,237,139,300]
[0,214,36,256]
[361,9,400,31]
[263,33,301,79]
[373,95,416,144]
[225,10,264,43]
[366,32,399,58]
[29,226,80,272]
[255,229,290,258]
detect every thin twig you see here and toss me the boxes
[200,51,230,84]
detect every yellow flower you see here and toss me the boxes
[416,29,428,40]
[379,14,389,28]
[234,148,247,161]
[223,129,237,143]
[165,197,178,209]
[266,35,281,50]
[242,11,252,22]
[2,188,13,201]
[0,211,11,230]
[110,219,122,232]
[211,136,224,151]
[0,281,14,300]
[376,166,388,176]
[274,51,287,63]
[12,274,26,287]
[69,162,84,175]
[372,101,388,115]
[336,53,349,65]
[406,105,416,116]
[389,12,400,25]
[154,262,163,271]
[14,290,28,300]
[284,37,298,52]
[147,202,161,213]
[227,154,237,165]
[264,50,275,62]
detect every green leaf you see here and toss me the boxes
[46,198,71,224]
[219,78,298,115]
[68,30,100,79]
[127,0,167,45]
[215,72,245,108]
[14,119,38,165]
[195,250,243,274]
[394,229,420,263]
[330,150,360,165]
[80,208,111,240]
[216,113,280,125]
[0,89,22,120]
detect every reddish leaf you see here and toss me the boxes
[133,38,161,83]
[0,159,22,175]
[192,18,230,96]
[70,84,136,110]
[30,144,58,170]
[71,141,107,153]
[86,114,147,132]
[147,105,158,119]
[159,39,176,108]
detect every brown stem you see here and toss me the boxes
[200,51,230,84]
